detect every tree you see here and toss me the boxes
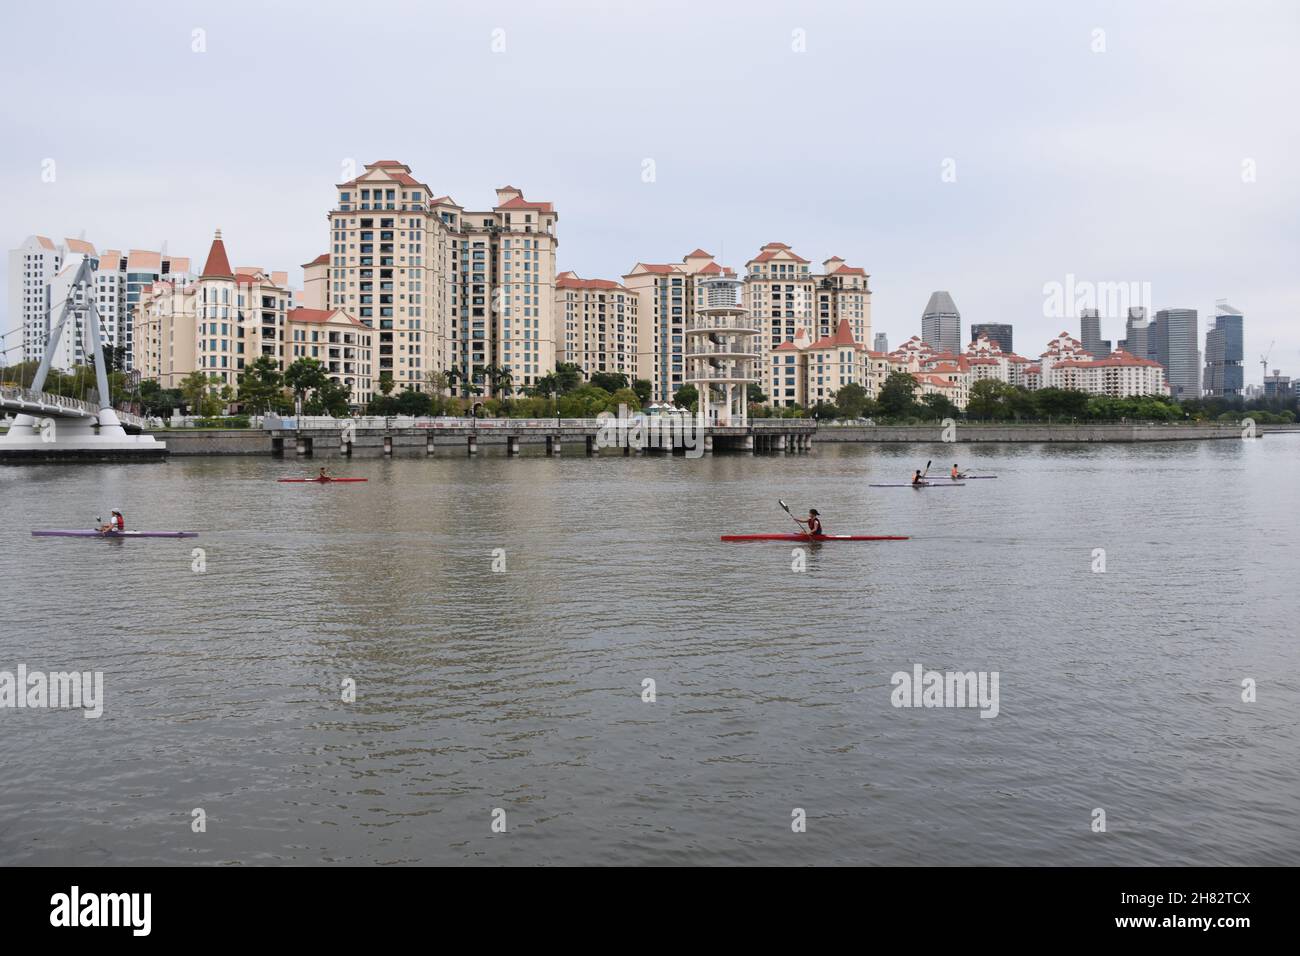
[919,392,959,420]
[554,362,584,395]
[378,371,396,396]
[833,382,870,418]
[557,384,611,418]
[747,382,768,405]
[1033,387,1090,420]
[284,358,328,404]
[178,371,225,416]
[606,387,642,413]
[393,388,434,416]
[877,371,919,417]
[672,384,698,409]
[306,378,353,417]
[424,370,450,395]
[236,356,286,413]
[590,371,628,393]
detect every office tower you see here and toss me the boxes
[1203,300,1244,398]
[921,291,961,354]
[873,332,888,354]
[1152,308,1201,401]
[1118,306,1151,360]
[1079,309,1111,358]
[969,323,1012,353]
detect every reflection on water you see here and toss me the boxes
[0,437,1296,864]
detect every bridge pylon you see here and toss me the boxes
[0,257,166,462]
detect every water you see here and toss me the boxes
[1,437,1296,866]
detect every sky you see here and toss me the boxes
[2,0,1296,380]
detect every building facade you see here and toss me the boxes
[1079,309,1111,359]
[7,235,65,364]
[1203,300,1244,398]
[1151,308,1201,401]
[623,249,734,402]
[969,323,1012,354]
[555,271,639,380]
[921,290,961,354]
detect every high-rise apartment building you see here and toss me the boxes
[623,249,735,402]
[969,323,1012,354]
[1152,308,1201,401]
[1203,300,1244,398]
[921,291,961,354]
[93,249,193,371]
[555,271,639,380]
[7,235,65,364]
[322,162,556,395]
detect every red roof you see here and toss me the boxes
[557,271,626,291]
[287,307,368,329]
[201,231,234,279]
[809,319,859,350]
[498,195,554,212]
[302,253,329,268]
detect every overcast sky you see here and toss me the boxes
[2,0,1296,379]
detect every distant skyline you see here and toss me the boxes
[1,0,1296,381]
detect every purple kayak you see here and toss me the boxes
[32,529,198,539]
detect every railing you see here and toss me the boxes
[0,386,148,429]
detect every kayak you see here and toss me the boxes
[945,475,997,480]
[277,477,368,483]
[33,530,199,539]
[868,482,965,488]
[721,533,909,542]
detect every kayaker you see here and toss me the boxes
[98,510,124,533]
[911,470,926,486]
[793,509,823,537]
[317,467,330,481]
[951,464,963,479]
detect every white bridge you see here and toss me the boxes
[0,386,149,431]
[0,257,164,461]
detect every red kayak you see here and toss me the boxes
[721,533,909,542]
[277,477,368,483]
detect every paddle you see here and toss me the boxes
[917,459,931,486]
[778,499,814,540]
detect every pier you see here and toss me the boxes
[259,416,816,458]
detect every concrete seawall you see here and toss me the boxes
[817,423,1273,443]
[150,422,1296,455]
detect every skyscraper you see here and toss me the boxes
[1079,309,1111,358]
[873,332,888,354]
[970,323,1012,353]
[1152,308,1201,401]
[1203,300,1244,398]
[1118,307,1151,360]
[921,291,960,354]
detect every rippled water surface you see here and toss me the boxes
[1,436,1297,865]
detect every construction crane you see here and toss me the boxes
[1260,340,1275,382]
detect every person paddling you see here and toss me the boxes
[317,467,330,481]
[911,470,926,486]
[950,463,963,479]
[792,508,823,537]
[98,510,124,534]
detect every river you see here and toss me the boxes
[1,436,1296,865]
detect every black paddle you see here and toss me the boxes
[778,499,814,539]
[917,459,931,486]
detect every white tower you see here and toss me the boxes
[685,275,758,426]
